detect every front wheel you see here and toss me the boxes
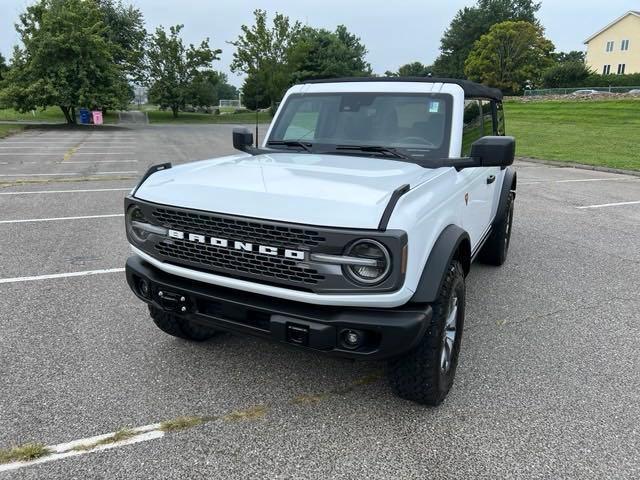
[387,260,466,406]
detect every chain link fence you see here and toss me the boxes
[524,86,640,96]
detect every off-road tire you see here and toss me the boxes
[148,305,218,341]
[387,260,465,406]
[479,191,515,266]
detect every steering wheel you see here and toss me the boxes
[397,137,436,147]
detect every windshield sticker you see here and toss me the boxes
[429,101,440,113]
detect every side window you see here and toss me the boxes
[282,100,320,141]
[495,101,505,136]
[480,100,494,136]
[462,100,482,156]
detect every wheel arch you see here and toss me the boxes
[410,224,471,304]
[495,167,517,223]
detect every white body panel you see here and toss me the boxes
[134,152,445,229]
[132,81,503,308]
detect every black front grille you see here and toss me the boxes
[150,207,326,286]
[152,208,326,248]
[155,239,325,286]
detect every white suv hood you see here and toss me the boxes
[134,152,443,229]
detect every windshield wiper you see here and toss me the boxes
[334,145,409,159]
[266,140,313,152]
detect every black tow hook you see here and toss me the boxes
[157,290,190,313]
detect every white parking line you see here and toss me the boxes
[0,422,163,472]
[577,200,640,209]
[0,267,125,284]
[0,172,82,176]
[0,213,123,224]
[0,171,137,176]
[0,146,134,149]
[0,188,132,195]
[72,152,131,155]
[58,160,138,164]
[0,142,136,145]
[520,178,636,185]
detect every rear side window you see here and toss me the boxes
[462,100,482,156]
[495,102,505,135]
[480,100,494,136]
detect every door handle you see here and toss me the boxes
[487,175,496,184]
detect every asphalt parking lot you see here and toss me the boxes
[1,125,639,479]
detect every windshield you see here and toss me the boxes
[268,92,453,162]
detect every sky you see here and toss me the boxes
[1,0,639,87]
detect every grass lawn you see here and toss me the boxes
[0,107,118,124]
[147,110,272,125]
[0,124,25,138]
[505,99,640,171]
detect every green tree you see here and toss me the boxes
[146,24,221,117]
[0,0,129,123]
[241,73,271,110]
[288,25,371,82]
[0,53,8,83]
[433,0,541,78]
[465,21,554,94]
[229,10,302,106]
[214,73,238,102]
[96,0,147,82]
[186,70,219,109]
[386,61,432,77]
[552,50,586,64]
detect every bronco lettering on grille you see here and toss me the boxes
[167,229,306,260]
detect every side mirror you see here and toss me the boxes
[233,127,254,151]
[470,136,515,168]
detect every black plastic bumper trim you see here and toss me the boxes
[126,255,430,360]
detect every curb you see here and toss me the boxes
[516,157,640,178]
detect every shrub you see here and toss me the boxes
[542,62,592,88]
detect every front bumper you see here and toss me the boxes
[126,255,431,360]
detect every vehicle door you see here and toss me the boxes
[458,99,500,249]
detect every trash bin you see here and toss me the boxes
[92,110,103,125]
[79,108,91,124]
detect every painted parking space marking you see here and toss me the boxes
[0,213,123,224]
[0,171,137,177]
[58,160,138,164]
[0,423,163,472]
[0,267,125,284]
[0,188,131,195]
[0,141,136,145]
[520,178,637,185]
[577,200,640,209]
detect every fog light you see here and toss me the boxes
[139,278,150,297]
[340,329,364,350]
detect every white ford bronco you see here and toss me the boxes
[125,77,516,405]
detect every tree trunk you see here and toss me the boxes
[171,106,179,118]
[70,106,77,124]
[60,106,72,124]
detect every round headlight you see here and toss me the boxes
[126,205,150,243]
[344,239,391,285]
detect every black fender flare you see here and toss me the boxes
[410,225,471,304]
[494,167,517,224]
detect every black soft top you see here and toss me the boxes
[299,76,503,101]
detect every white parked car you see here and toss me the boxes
[124,78,517,406]
[572,89,611,96]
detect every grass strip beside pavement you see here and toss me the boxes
[0,108,118,124]
[0,124,26,138]
[505,99,640,171]
[147,110,272,124]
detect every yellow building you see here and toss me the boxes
[584,11,640,75]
